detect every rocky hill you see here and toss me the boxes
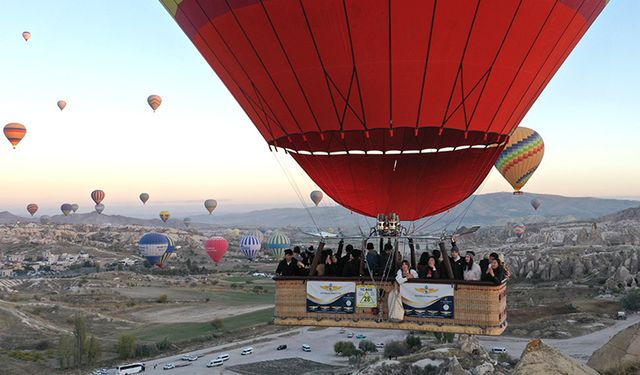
[513,339,598,375]
[588,322,640,373]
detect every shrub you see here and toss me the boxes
[384,340,409,359]
[210,319,224,330]
[406,334,422,351]
[602,361,640,375]
[358,340,377,353]
[34,340,51,351]
[621,290,640,311]
[334,341,358,356]
[157,294,168,303]
[156,338,173,351]
[116,335,137,359]
[8,351,44,362]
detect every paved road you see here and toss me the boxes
[479,313,640,363]
[107,327,406,375]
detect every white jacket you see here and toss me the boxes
[396,269,418,284]
[463,263,482,281]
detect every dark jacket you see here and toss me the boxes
[449,256,465,280]
[342,259,361,277]
[276,259,299,276]
[366,252,379,275]
[482,265,505,285]
[479,258,490,274]
[378,252,398,279]
[418,265,439,279]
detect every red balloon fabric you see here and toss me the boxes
[204,237,229,263]
[162,0,607,220]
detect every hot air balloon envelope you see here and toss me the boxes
[159,211,171,223]
[495,127,545,194]
[204,199,217,214]
[71,204,79,213]
[95,203,105,214]
[310,191,323,207]
[139,193,149,204]
[531,199,542,211]
[57,100,67,111]
[240,235,261,261]
[147,95,162,111]
[91,190,105,205]
[205,237,229,263]
[161,0,606,220]
[4,123,26,149]
[26,204,38,217]
[267,233,291,260]
[22,31,31,41]
[61,203,72,216]
[183,217,192,228]
[139,232,175,267]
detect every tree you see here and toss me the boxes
[73,314,88,368]
[334,341,358,357]
[622,290,640,311]
[57,334,75,370]
[210,319,224,330]
[86,336,102,365]
[406,334,422,351]
[157,294,168,303]
[384,341,409,359]
[117,335,137,359]
[358,340,377,353]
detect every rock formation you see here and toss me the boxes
[513,339,599,375]
[588,322,640,373]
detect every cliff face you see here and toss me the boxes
[588,322,640,372]
[513,339,599,375]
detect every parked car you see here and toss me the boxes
[302,344,312,352]
[207,359,224,367]
[356,334,366,339]
[616,311,627,320]
[241,347,253,355]
[491,347,507,354]
[339,328,346,334]
[376,343,385,349]
[276,344,288,351]
[180,354,198,361]
[162,363,175,370]
[217,353,231,361]
[347,332,354,338]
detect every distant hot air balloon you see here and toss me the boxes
[22,31,31,41]
[204,199,217,214]
[60,203,73,216]
[513,223,526,238]
[183,217,192,228]
[310,191,323,207]
[139,232,175,267]
[57,100,67,111]
[95,203,105,214]
[204,237,229,264]
[495,128,545,195]
[147,95,162,112]
[26,204,38,217]
[159,211,170,223]
[267,233,290,260]
[4,123,26,149]
[91,190,105,205]
[71,203,79,213]
[250,230,264,243]
[531,199,542,211]
[40,215,51,224]
[160,0,607,221]
[240,235,261,261]
[139,193,149,205]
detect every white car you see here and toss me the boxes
[491,347,507,354]
[217,353,231,361]
[339,328,346,334]
[376,343,385,349]
[207,359,224,367]
[241,347,253,355]
[162,363,175,370]
[347,332,354,338]
[302,344,311,352]
[180,354,198,361]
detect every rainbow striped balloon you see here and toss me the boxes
[4,123,26,149]
[240,235,261,261]
[267,233,290,260]
[495,127,544,193]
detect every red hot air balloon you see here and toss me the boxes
[91,190,105,205]
[4,123,26,149]
[26,204,39,217]
[204,237,228,263]
[161,0,607,221]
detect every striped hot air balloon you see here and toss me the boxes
[513,223,526,238]
[91,190,105,205]
[4,123,26,149]
[267,233,290,260]
[250,230,264,243]
[205,237,229,263]
[240,235,261,261]
[495,127,544,194]
[26,204,38,217]
[139,232,175,267]
[147,95,162,112]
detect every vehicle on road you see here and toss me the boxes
[241,347,254,355]
[376,343,385,349]
[163,363,175,370]
[491,347,507,354]
[217,353,231,361]
[302,344,311,352]
[616,311,627,320]
[339,328,346,334]
[347,332,354,338]
[207,359,224,367]
[277,344,287,351]
[356,334,366,339]
[116,362,146,375]
[180,354,198,361]
[92,369,108,375]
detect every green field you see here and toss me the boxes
[118,287,274,305]
[124,307,275,343]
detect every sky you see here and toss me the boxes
[0,1,638,217]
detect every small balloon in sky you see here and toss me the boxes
[4,123,27,149]
[57,100,67,111]
[139,193,149,204]
[147,95,162,112]
[22,31,31,42]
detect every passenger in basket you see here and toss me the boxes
[449,243,465,280]
[342,249,362,277]
[416,252,430,279]
[275,249,304,276]
[423,256,440,279]
[463,251,482,281]
[323,249,339,277]
[365,242,379,276]
[379,243,398,279]
[395,260,418,284]
[482,257,506,285]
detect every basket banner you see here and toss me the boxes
[356,284,377,308]
[306,281,355,314]
[400,283,454,319]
